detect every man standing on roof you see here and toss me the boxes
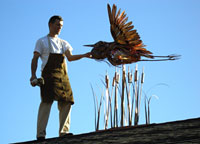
[30,15,91,140]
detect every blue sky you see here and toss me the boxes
[1,0,200,143]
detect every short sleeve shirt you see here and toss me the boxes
[34,35,73,71]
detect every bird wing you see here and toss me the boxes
[107,4,146,51]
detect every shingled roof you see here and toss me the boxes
[14,117,200,144]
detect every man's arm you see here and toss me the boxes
[65,49,91,61]
[30,51,40,86]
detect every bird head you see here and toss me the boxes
[84,41,109,48]
[84,41,111,59]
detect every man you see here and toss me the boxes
[30,15,91,140]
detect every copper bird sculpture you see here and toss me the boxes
[85,4,180,66]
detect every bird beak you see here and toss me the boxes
[84,44,95,47]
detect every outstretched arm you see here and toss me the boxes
[65,49,92,61]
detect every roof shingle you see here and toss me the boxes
[14,117,200,144]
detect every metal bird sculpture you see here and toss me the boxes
[85,4,180,66]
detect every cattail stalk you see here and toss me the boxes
[138,67,145,124]
[97,90,104,130]
[105,71,109,129]
[134,64,139,125]
[145,95,158,125]
[144,96,148,125]
[114,68,119,127]
[91,85,98,130]
[127,67,132,126]
[121,65,126,127]
[148,99,150,124]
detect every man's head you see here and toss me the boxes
[48,15,63,36]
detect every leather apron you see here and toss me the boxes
[40,37,74,104]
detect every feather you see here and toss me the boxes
[112,4,117,21]
[107,4,113,24]
[108,4,144,49]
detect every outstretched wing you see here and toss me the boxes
[107,4,145,49]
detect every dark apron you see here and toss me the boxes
[40,53,74,104]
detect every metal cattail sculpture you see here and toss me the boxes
[91,64,159,131]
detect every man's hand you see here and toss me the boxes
[30,75,37,87]
[84,52,93,58]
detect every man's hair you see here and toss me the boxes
[48,15,63,25]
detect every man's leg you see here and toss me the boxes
[58,101,72,137]
[37,101,53,139]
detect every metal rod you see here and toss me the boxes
[134,64,139,125]
[121,65,126,127]
[127,66,132,126]
[105,71,109,129]
[138,67,145,124]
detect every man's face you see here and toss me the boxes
[49,19,63,35]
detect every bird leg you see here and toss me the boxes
[140,54,181,62]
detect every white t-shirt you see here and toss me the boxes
[34,35,73,71]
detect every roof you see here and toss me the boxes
[13,117,200,144]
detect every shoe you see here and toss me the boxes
[60,133,73,137]
[37,137,45,141]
